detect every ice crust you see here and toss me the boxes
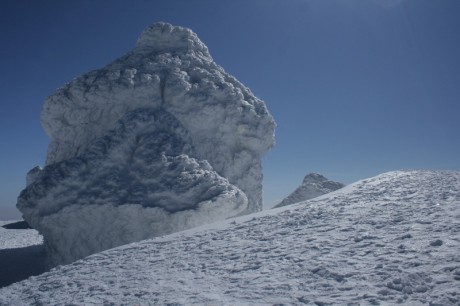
[18,22,274,265]
[274,173,344,208]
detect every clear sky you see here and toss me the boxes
[1,0,459,220]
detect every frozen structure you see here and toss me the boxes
[274,173,344,208]
[17,22,275,265]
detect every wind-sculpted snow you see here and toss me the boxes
[275,173,345,208]
[41,22,275,212]
[4,171,460,305]
[18,22,272,265]
[19,108,247,265]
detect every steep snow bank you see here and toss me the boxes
[274,173,344,208]
[4,171,460,305]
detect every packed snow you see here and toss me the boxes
[275,173,345,208]
[17,22,275,265]
[2,170,459,305]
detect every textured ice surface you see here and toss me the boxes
[3,171,460,305]
[19,108,248,265]
[18,22,273,265]
[274,173,344,208]
[41,22,275,212]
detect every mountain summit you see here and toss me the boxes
[274,173,344,208]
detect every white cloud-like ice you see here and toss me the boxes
[18,22,275,265]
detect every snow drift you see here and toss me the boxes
[274,173,344,208]
[17,22,275,265]
[4,170,460,305]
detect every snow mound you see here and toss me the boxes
[274,173,345,208]
[18,22,273,265]
[4,170,460,305]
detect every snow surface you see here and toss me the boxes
[275,173,345,208]
[18,22,274,265]
[0,221,42,250]
[3,170,459,305]
[0,221,46,288]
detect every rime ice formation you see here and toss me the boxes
[41,22,274,213]
[274,173,344,208]
[17,22,274,265]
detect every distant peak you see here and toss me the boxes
[302,172,327,183]
[274,172,345,208]
[135,22,210,57]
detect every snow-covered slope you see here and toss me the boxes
[2,170,459,305]
[274,173,344,208]
[17,22,275,265]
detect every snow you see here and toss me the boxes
[18,22,274,265]
[0,221,46,288]
[0,221,42,250]
[2,170,459,305]
[274,172,345,208]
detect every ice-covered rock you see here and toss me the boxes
[274,173,344,208]
[18,22,274,265]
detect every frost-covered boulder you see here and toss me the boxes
[274,173,344,208]
[18,22,274,265]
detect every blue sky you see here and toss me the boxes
[1,0,459,220]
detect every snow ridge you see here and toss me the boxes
[4,170,460,305]
[274,173,344,208]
